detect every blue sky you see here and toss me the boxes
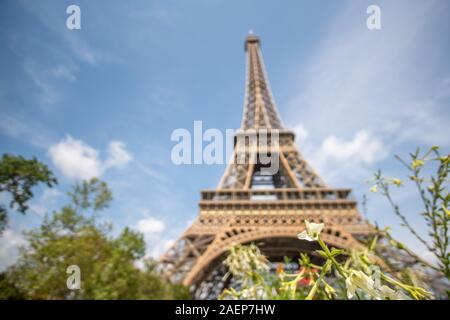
[0,0,449,269]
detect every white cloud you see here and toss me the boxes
[48,135,133,180]
[298,129,387,185]
[136,217,165,234]
[105,141,133,168]
[292,123,308,141]
[135,216,169,259]
[0,229,25,271]
[49,136,103,180]
[319,130,386,165]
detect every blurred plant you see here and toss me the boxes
[220,221,431,300]
[369,146,449,280]
[219,244,271,299]
[0,154,57,234]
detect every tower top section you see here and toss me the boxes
[245,33,260,51]
[241,33,284,130]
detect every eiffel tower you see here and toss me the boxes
[160,33,372,299]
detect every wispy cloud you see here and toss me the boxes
[23,60,60,107]
[52,64,77,82]
[22,59,78,109]
[0,114,53,149]
[133,161,169,184]
[18,0,114,65]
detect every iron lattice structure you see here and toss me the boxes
[159,34,372,299]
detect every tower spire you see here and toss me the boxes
[217,34,326,190]
[242,33,283,129]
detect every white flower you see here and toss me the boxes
[377,285,396,300]
[345,270,375,299]
[369,265,382,288]
[368,266,410,300]
[297,220,324,242]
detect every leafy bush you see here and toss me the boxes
[0,178,190,300]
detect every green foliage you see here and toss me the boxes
[369,146,449,279]
[68,178,112,212]
[0,178,190,300]
[0,271,26,299]
[0,154,57,234]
